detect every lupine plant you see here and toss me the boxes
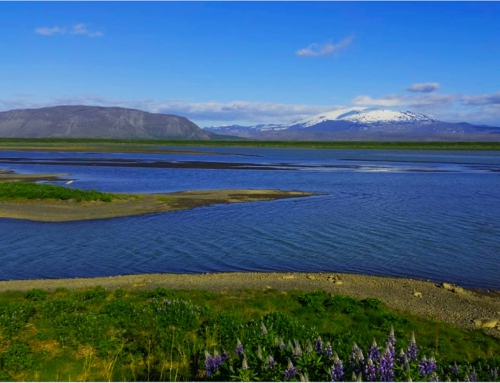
[201,324,500,382]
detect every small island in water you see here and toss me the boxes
[0,172,313,222]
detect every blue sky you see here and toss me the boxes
[1,2,500,127]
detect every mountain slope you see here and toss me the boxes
[205,108,500,141]
[0,105,215,139]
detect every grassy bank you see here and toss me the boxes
[0,286,498,381]
[0,182,115,202]
[1,138,500,151]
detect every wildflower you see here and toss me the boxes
[470,368,477,382]
[325,342,333,360]
[331,352,344,382]
[299,372,309,382]
[279,337,286,350]
[351,344,365,375]
[369,339,380,362]
[261,321,268,335]
[364,357,377,381]
[429,372,440,382]
[284,359,299,380]
[204,351,217,377]
[242,354,249,370]
[451,362,459,376]
[294,340,302,357]
[397,348,407,366]
[315,337,323,355]
[406,332,418,362]
[379,345,395,382]
[419,356,437,376]
[265,355,277,370]
[221,349,229,362]
[235,339,244,355]
[163,299,171,306]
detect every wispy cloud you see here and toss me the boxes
[35,23,102,38]
[352,94,407,107]
[406,82,440,93]
[461,92,500,106]
[296,35,354,58]
[35,26,66,36]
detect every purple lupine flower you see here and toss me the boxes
[364,357,377,381]
[235,339,244,355]
[261,321,268,335]
[384,325,396,359]
[325,342,333,360]
[221,349,229,362]
[406,331,418,362]
[265,355,277,370]
[163,299,171,306]
[315,337,323,355]
[470,368,477,382]
[284,359,299,380]
[419,356,437,376]
[280,338,286,350]
[213,351,223,369]
[379,345,395,382]
[451,362,459,375]
[204,351,217,377]
[397,349,407,366]
[369,339,380,362]
[351,344,365,375]
[331,352,344,382]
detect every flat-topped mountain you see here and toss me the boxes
[205,108,500,141]
[0,105,215,139]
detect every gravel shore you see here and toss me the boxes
[1,272,499,337]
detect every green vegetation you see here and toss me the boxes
[1,137,500,151]
[0,287,498,381]
[0,182,115,202]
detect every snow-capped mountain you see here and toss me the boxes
[204,108,500,141]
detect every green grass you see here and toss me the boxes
[0,182,115,202]
[0,286,498,381]
[1,137,500,150]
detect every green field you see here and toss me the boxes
[0,287,498,381]
[1,137,500,152]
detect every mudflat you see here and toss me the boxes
[0,189,313,222]
[0,272,499,337]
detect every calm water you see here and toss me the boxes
[0,147,499,289]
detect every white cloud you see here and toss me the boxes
[35,26,66,36]
[352,94,407,107]
[406,82,440,93]
[35,23,102,38]
[296,35,354,58]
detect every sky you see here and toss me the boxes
[1,1,500,127]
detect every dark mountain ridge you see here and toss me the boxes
[0,105,215,140]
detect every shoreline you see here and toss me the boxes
[1,271,498,336]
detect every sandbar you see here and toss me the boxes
[0,189,313,222]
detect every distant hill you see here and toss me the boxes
[205,108,500,141]
[0,105,215,140]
